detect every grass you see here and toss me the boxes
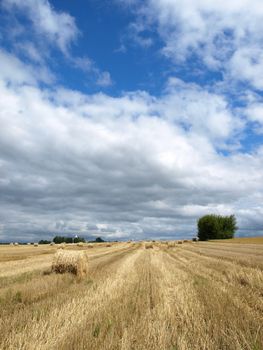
[0,241,262,349]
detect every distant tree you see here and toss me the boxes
[52,236,85,244]
[95,237,104,243]
[38,240,51,244]
[53,236,64,244]
[74,236,85,243]
[197,214,237,241]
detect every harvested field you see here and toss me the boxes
[0,240,262,350]
[211,236,263,244]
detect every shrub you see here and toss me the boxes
[52,250,88,278]
[197,214,237,241]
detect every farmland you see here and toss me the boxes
[0,240,263,350]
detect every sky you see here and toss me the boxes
[0,0,263,242]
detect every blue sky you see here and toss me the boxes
[49,0,168,94]
[0,0,263,241]
[0,0,159,93]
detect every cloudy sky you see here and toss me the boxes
[0,0,263,242]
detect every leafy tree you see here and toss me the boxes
[52,235,85,244]
[95,237,104,243]
[197,214,237,241]
[53,236,64,244]
[38,240,51,244]
[74,236,85,243]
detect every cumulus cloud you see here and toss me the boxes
[0,55,263,241]
[1,0,112,87]
[120,0,263,90]
[248,107,263,125]
[0,1,263,241]
[2,0,78,54]
[0,49,54,85]
[158,78,243,148]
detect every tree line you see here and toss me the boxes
[38,236,105,244]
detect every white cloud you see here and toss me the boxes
[246,104,263,124]
[229,47,263,90]
[15,41,46,64]
[122,0,263,90]
[72,57,112,87]
[158,78,243,147]
[96,71,113,87]
[1,0,263,240]
[73,57,93,72]
[127,22,154,48]
[0,54,263,241]
[2,0,112,87]
[0,49,54,85]
[3,0,78,53]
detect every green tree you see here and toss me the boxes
[52,236,85,244]
[197,214,237,241]
[38,240,51,244]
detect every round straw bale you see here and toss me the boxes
[33,243,38,247]
[177,240,183,244]
[145,243,153,249]
[58,243,66,249]
[52,250,88,278]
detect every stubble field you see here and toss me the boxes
[0,240,263,350]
